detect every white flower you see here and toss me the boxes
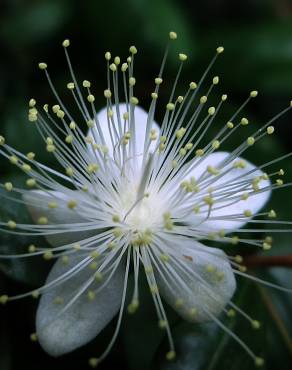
[0,33,291,368]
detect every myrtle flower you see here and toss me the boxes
[0,32,291,367]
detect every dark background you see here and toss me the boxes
[0,1,292,369]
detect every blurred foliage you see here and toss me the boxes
[0,0,292,369]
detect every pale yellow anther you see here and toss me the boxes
[169,31,177,40]
[207,165,219,175]
[52,105,60,113]
[89,261,98,270]
[66,167,74,177]
[225,121,233,129]
[263,242,272,251]
[276,178,283,186]
[94,271,103,282]
[26,178,36,188]
[43,250,53,260]
[4,182,13,191]
[67,82,75,90]
[196,149,204,156]
[61,255,69,265]
[189,81,197,90]
[231,236,239,245]
[179,148,186,156]
[241,192,249,200]
[221,94,228,101]
[212,140,220,149]
[251,320,261,329]
[177,95,184,103]
[46,144,56,153]
[113,227,122,238]
[67,200,77,209]
[127,56,132,63]
[158,319,167,329]
[200,96,207,104]
[127,299,139,314]
[151,92,158,99]
[43,104,49,112]
[155,77,163,85]
[122,111,129,121]
[130,96,139,105]
[213,76,219,85]
[267,126,274,134]
[62,39,70,48]
[172,160,178,168]
[87,163,99,174]
[0,295,8,305]
[234,255,243,263]
[29,98,36,107]
[175,127,186,139]
[233,160,246,169]
[247,137,255,146]
[30,332,38,342]
[208,106,216,116]
[268,209,276,218]
[129,45,137,54]
[129,77,136,86]
[88,357,99,368]
[166,351,176,361]
[166,103,175,111]
[7,220,16,229]
[69,121,76,130]
[28,113,38,122]
[105,51,111,61]
[239,265,247,272]
[121,63,128,72]
[227,309,236,317]
[83,80,91,88]
[87,120,95,128]
[241,117,249,126]
[22,164,32,172]
[203,195,214,206]
[244,209,252,217]
[38,216,48,225]
[90,250,100,260]
[26,152,35,160]
[38,62,47,70]
[216,46,224,54]
[65,135,73,144]
[114,56,120,65]
[255,357,264,367]
[0,136,5,145]
[87,94,95,103]
[31,290,40,299]
[250,90,258,98]
[150,129,157,141]
[179,53,187,61]
[185,142,193,150]
[206,264,215,273]
[87,290,96,301]
[112,214,121,223]
[9,155,18,165]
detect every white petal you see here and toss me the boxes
[36,254,124,356]
[186,152,271,232]
[157,242,236,322]
[89,104,160,162]
[23,190,92,246]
